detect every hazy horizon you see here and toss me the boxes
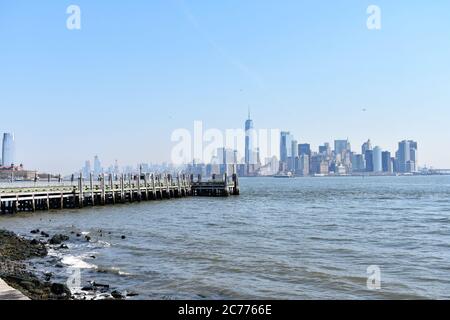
[1,1,450,173]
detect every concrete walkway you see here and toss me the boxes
[0,278,30,300]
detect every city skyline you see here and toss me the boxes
[1,1,450,172]
[0,126,438,176]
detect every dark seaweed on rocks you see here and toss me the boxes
[0,230,71,300]
[0,230,47,260]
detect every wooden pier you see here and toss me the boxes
[0,173,239,214]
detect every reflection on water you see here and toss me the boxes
[1,176,450,299]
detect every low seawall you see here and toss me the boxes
[0,278,29,300]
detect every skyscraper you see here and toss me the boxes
[93,155,102,176]
[396,140,418,173]
[83,160,92,177]
[351,154,365,172]
[319,143,331,156]
[365,150,374,172]
[280,131,293,163]
[245,111,254,166]
[382,151,392,173]
[298,144,311,156]
[373,146,382,172]
[2,133,15,167]
[289,140,298,171]
[361,139,372,155]
[334,139,350,156]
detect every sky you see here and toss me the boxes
[1,0,450,173]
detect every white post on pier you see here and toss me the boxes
[144,172,149,200]
[223,173,229,196]
[151,174,156,198]
[110,174,115,204]
[90,173,94,206]
[128,173,133,202]
[137,165,142,202]
[100,174,106,205]
[120,173,125,203]
[78,173,84,208]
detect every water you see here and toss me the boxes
[1,176,450,299]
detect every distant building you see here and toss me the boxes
[361,139,372,155]
[244,112,254,166]
[217,147,237,175]
[288,140,298,171]
[365,150,374,172]
[82,160,92,177]
[352,154,365,172]
[334,139,351,156]
[382,151,392,173]
[2,133,15,167]
[373,146,382,173]
[298,144,311,156]
[319,143,331,157]
[93,155,102,176]
[311,155,329,175]
[280,131,293,164]
[297,155,310,176]
[396,140,418,173]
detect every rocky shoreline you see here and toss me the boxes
[1,229,134,300]
[0,229,71,300]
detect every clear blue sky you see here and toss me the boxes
[1,0,449,173]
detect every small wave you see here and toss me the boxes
[61,255,97,269]
[96,266,132,276]
[96,240,111,248]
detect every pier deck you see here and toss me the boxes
[0,278,29,300]
[0,173,239,214]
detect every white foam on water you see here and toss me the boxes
[111,267,132,276]
[61,255,97,269]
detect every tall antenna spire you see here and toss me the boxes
[248,106,251,120]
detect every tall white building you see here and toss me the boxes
[2,133,15,167]
[93,155,102,176]
[373,146,382,172]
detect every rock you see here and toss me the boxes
[121,235,126,239]
[85,235,91,242]
[59,244,69,249]
[91,281,109,288]
[49,234,70,245]
[111,290,125,299]
[126,291,139,297]
[0,230,47,260]
[81,284,94,291]
[44,272,53,281]
[76,233,81,237]
[90,255,96,259]
[51,283,71,296]
[40,231,49,238]
[30,229,40,234]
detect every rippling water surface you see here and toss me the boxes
[1,176,450,299]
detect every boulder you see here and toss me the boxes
[49,234,69,245]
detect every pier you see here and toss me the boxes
[0,278,29,300]
[0,173,239,214]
